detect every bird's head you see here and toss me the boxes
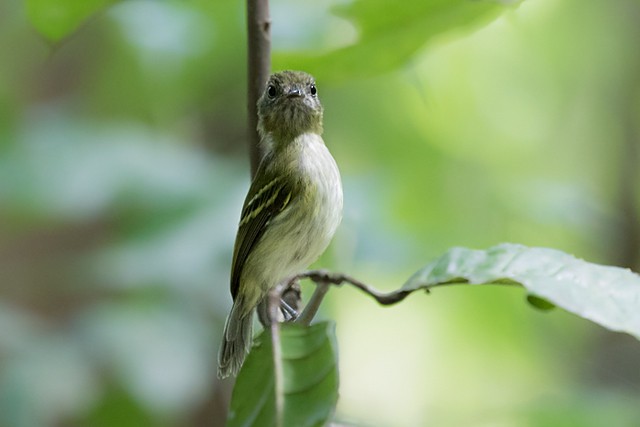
[257,70,323,143]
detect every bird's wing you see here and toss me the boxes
[230,174,294,299]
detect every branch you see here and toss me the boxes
[267,270,417,327]
[614,72,640,271]
[295,280,330,326]
[268,281,285,427]
[298,270,414,305]
[246,0,271,177]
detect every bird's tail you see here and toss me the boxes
[218,298,253,378]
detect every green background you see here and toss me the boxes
[1,0,639,425]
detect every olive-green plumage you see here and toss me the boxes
[218,71,343,378]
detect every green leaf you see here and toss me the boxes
[228,322,339,427]
[403,243,640,340]
[26,0,119,42]
[275,0,521,82]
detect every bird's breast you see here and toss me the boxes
[297,133,343,236]
[243,133,343,292]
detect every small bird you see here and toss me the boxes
[218,71,343,378]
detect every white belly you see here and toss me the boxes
[241,133,343,299]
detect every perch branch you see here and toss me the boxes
[268,281,286,426]
[297,269,414,306]
[296,280,330,326]
[267,270,417,328]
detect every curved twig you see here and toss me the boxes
[298,270,414,305]
[267,269,419,327]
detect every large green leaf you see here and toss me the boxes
[26,0,119,42]
[275,0,521,82]
[227,322,339,427]
[403,243,640,340]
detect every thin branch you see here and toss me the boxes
[266,269,476,328]
[266,270,417,326]
[246,0,271,177]
[297,270,414,306]
[614,73,640,271]
[268,282,286,427]
[296,280,330,326]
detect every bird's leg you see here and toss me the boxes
[257,278,301,326]
[279,299,298,321]
[280,279,301,321]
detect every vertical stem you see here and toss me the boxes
[615,87,640,271]
[613,5,640,271]
[247,0,271,177]
[269,284,285,427]
[295,282,330,326]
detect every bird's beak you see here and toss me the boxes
[286,87,303,98]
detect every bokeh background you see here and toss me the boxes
[1,0,640,425]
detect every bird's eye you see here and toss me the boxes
[310,84,317,96]
[267,85,277,98]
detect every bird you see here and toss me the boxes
[218,70,343,378]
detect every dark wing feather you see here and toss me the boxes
[230,175,293,299]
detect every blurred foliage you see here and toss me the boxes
[275,0,521,81]
[1,0,640,426]
[26,0,118,42]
